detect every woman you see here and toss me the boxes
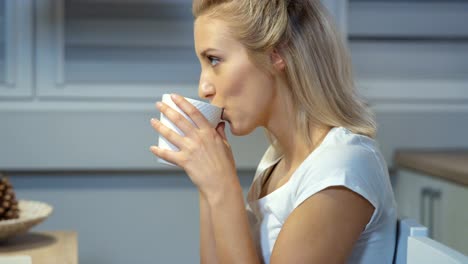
[150,0,397,263]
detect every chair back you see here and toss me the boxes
[393,218,468,264]
[407,236,468,264]
[393,218,428,264]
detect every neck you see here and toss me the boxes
[264,81,332,171]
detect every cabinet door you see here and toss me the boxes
[36,0,199,100]
[0,0,269,170]
[35,0,348,101]
[0,0,33,98]
[321,0,348,36]
[442,181,468,255]
[393,169,423,221]
[348,0,468,103]
[394,169,468,255]
[394,170,447,241]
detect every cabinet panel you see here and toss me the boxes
[35,0,349,101]
[351,41,468,101]
[36,0,198,100]
[394,170,446,240]
[393,169,421,221]
[443,181,468,255]
[349,1,468,38]
[348,0,468,105]
[321,0,348,36]
[394,169,468,256]
[0,0,33,98]
[0,0,4,83]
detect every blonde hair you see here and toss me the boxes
[193,0,377,146]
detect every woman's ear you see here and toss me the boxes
[270,49,286,71]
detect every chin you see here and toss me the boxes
[228,122,256,136]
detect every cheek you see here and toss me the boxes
[230,70,273,113]
[223,74,246,98]
[221,59,274,132]
[222,59,258,97]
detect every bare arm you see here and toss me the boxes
[200,192,219,264]
[150,96,259,263]
[270,186,374,264]
[207,180,261,264]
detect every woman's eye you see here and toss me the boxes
[208,56,220,66]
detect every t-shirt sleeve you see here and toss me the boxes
[293,167,378,211]
[291,146,386,228]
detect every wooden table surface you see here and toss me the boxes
[0,231,77,264]
[395,149,468,186]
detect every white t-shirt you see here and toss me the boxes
[246,127,397,264]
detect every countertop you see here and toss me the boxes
[0,231,78,264]
[394,149,468,186]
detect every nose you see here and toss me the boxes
[198,79,215,101]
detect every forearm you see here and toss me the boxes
[200,192,219,264]
[207,181,261,264]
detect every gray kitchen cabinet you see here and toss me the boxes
[0,0,33,98]
[0,0,272,171]
[1,0,467,172]
[34,0,346,100]
[36,0,199,99]
[0,0,347,170]
[322,0,348,35]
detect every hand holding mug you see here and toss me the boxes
[150,94,238,198]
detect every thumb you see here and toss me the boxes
[216,122,227,140]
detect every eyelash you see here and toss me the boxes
[207,56,220,67]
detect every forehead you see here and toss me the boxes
[194,16,238,52]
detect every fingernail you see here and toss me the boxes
[171,94,180,101]
[150,118,157,124]
[156,102,162,109]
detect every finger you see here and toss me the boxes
[216,122,227,141]
[170,94,211,129]
[156,101,197,135]
[149,145,181,167]
[150,118,185,148]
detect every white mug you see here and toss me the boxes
[157,94,223,166]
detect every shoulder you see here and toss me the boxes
[291,127,389,208]
[302,127,385,178]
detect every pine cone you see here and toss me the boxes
[0,175,20,221]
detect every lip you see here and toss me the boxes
[220,108,230,123]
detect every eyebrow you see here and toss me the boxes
[199,48,220,58]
